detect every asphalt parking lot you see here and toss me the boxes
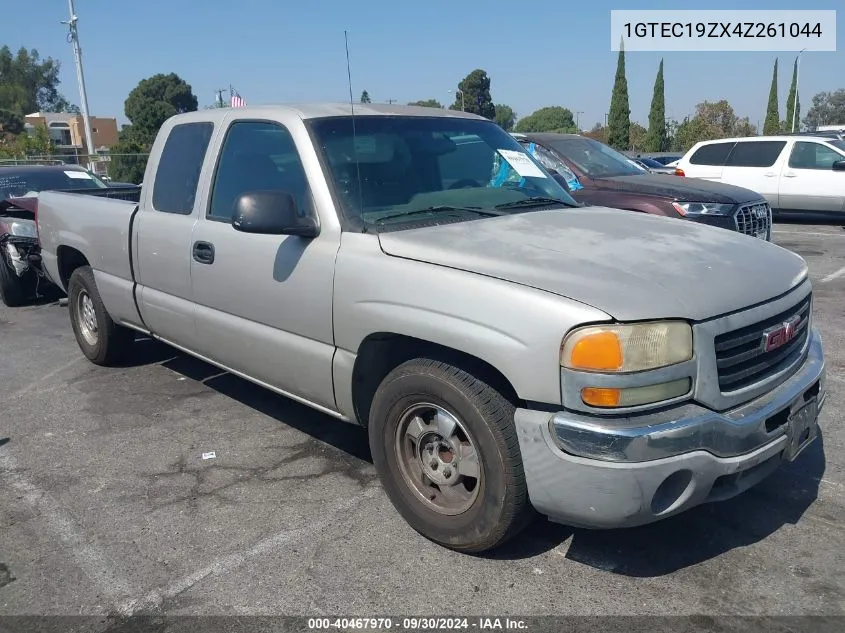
[0,221,843,621]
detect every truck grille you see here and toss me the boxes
[734,201,771,238]
[714,293,811,392]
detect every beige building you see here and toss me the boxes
[24,111,120,154]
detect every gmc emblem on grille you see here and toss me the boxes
[761,315,802,352]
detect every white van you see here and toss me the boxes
[675,136,845,214]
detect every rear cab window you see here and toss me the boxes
[151,122,214,214]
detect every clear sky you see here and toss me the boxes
[6,0,844,129]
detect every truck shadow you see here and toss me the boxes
[122,338,826,576]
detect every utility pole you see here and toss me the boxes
[62,0,96,172]
[576,111,584,132]
[214,88,227,107]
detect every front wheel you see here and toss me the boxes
[0,255,29,307]
[67,266,134,365]
[368,358,533,553]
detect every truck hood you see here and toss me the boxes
[377,207,808,322]
[594,174,764,204]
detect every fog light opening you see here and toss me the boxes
[651,469,694,515]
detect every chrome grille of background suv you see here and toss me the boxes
[714,292,811,392]
[734,201,771,238]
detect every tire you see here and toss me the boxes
[0,255,28,307]
[368,358,533,553]
[67,266,134,365]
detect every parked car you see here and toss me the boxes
[631,156,679,175]
[674,135,845,215]
[0,164,141,306]
[512,132,773,239]
[36,104,826,553]
[649,153,684,165]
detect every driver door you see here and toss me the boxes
[189,118,340,410]
[778,140,845,213]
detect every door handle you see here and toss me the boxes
[763,172,777,177]
[783,172,797,178]
[192,241,215,264]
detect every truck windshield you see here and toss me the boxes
[308,116,578,229]
[548,137,645,178]
[0,167,107,200]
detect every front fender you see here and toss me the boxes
[332,234,612,405]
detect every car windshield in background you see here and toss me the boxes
[549,137,645,178]
[0,168,107,200]
[639,157,668,169]
[308,116,578,229]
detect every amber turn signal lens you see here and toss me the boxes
[567,331,623,372]
[581,387,622,407]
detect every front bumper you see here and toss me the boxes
[514,328,826,529]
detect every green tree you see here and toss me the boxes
[803,89,845,129]
[408,99,443,108]
[494,104,516,131]
[607,38,631,150]
[514,106,575,133]
[583,123,607,144]
[0,46,76,115]
[360,90,371,103]
[450,69,495,120]
[0,108,24,136]
[783,57,800,132]
[643,59,666,152]
[123,73,198,146]
[109,124,147,184]
[629,123,648,151]
[763,58,780,135]
[672,100,757,151]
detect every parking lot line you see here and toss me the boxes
[116,485,381,616]
[773,229,845,237]
[0,452,137,605]
[820,266,845,284]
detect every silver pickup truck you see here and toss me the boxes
[36,104,827,553]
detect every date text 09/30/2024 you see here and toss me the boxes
[307,617,529,630]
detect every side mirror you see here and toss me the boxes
[832,160,845,172]
[232,191,319,237]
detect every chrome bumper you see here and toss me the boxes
[513,327,826,529]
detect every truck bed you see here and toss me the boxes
[36,190,140,295]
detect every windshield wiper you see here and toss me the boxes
[493,196,579,210]
[373,205,503,225]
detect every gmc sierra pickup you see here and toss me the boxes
[35,104,827,553]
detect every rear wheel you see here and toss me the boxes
[368,358,533,553]
[67,266,134,365]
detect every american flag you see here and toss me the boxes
[230,87,246,108]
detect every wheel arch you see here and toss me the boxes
[56,246,90,292]
[350,332,524,428]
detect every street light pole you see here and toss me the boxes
[576,111,584,132]
[449,89,465,111]
[791,48,806,133]
[63,0,97,172]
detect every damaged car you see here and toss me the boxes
[0,163,140,306]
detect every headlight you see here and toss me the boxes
[560,321,693,373]
[9,221,37,238]
[671,201,735,217]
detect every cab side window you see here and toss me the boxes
[152,122,214,214]
[208,120,313,222]
[788,142,844,170]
